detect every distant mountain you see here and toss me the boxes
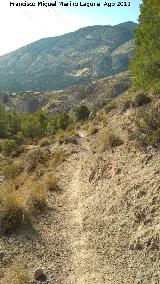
[0,21,137,92]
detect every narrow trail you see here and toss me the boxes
[1,137,101,284]
[1,133,159,284]
[66,152,92,284]
[59,138,102,284]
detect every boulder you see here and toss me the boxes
[34,268,47,281]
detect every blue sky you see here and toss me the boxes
[0,0,142,56]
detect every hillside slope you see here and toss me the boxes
[0,92,159,283]
[0,71,131,114]
[0,22,136,92]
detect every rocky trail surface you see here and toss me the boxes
[0,137,101,283]
[0,129,160,284]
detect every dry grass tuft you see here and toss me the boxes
[0,183,29,234]
[39,138,50,147]
[0,179,47,233]
[50,149,66,168]
[134,102,160,147]
[25,180,47,212]
[105,101,118,114]
[14,173,29,189]
[25,147,50,172]
[1,263,30,284]
[44,172,59,191]
[88,126,99,136]
[97,131,123,153]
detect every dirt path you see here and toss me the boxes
[1,137,100,284]
[66,151,96,283]
[55,137,103,284]
[1,133,159,284]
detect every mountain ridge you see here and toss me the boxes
[0,21,137,92]
[0,21,136,58]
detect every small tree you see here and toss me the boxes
[7,111,21,136]
[0,104,8,138]
[21,115,43,138]
[1,139,17,156]
[75,105,90,122]
[55,112,70,130]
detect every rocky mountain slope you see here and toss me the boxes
[0,92,159,283]
[0,71,131,114]
[0,22,136,92]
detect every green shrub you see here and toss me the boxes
[0,105,8,138]
[16,131,25,145]
[55,112,70,130]
[21,115,44,138]
[11,145,25,158]
[2,162,23,180]
[2,94,9,104]
[75,105,90,121]
[1,139,17,156]
[129,0,160,92]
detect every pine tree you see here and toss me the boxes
[130,0,160,92]
[75,105,90,122]
[0,105,8,138]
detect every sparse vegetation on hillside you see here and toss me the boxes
[0,7,160,283]
[135,102,160,147]
[0,91,159,283]
[39,138,50,147]
[88,126,99,136]
[0,106,70,144]
[0,71,131,116]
